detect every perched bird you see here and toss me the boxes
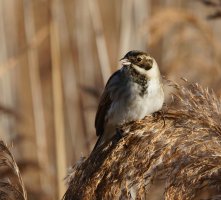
[93,50,164,151]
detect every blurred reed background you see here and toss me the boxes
[0,0,220,199]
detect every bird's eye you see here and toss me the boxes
[137,57,142,62]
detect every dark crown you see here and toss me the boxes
[123,50,148,59]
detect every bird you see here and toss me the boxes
[92,50,164,151]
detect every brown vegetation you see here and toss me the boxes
[0,141,27,200]
[64,82,221,200]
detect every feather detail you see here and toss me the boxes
[95,70,120,136]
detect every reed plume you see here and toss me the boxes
[0,140,27,200]
[63,81,221,200]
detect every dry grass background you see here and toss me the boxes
[0,0,220,199]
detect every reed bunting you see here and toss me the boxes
[93,50,164,151]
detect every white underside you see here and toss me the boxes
[102,78,164,143]
[107,78,164,125]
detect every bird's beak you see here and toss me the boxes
[120,58,131,66]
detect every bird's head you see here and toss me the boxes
[120,50,160,78]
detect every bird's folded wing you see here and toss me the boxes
[95,70,120,136]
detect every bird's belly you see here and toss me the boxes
[107,84,164,126]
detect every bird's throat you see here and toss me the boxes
[128,66,149,96]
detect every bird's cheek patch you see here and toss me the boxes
[143,59,153,70]
[143,65,152,70]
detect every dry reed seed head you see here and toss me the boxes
[0,141,27,200]
[63,82,221,200]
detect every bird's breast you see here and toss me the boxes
[106,78,164,126]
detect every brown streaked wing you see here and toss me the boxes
[95,70,120,136]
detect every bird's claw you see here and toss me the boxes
[153,110,166,127]
[116,128,123,139]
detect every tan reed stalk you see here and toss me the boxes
[88,0,111,84]
[74,0,102,154]
[118,0,134,56]
[59,0,90,155]
[22,0,50,193]
[0,1,14,142]
[50,0,67,198]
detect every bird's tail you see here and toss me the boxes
[90,128,123,155]
[90,135,103,154]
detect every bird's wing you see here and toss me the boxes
[95,70,121,136]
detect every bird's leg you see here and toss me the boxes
[116,128,131,149]
[153,110,165,127]
[111,128,123,147]
[161,110,166,127]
